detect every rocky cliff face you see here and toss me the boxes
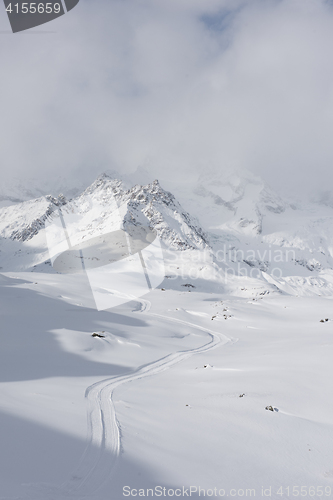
[0,174,209,255]
[0,195,67,242]
[65,174,209,251]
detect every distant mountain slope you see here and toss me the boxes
[172,169,287,237]
[167,169,333,279]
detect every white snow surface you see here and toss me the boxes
[1,172,333,499]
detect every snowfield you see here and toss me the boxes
[0,172,333,499]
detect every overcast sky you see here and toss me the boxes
[1,0,333,195]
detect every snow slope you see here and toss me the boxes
[1,274,333,499]
[1,171,333,499]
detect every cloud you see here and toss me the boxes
[0,0,333,195]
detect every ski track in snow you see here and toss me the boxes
[51,297,233,497]
[6,297,233,500]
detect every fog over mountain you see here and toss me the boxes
[1,0,333,197]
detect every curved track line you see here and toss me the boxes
[61,298,233,496]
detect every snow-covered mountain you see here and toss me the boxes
[0,195,67,241]
[184,169,287,237]
[168,169,333,279]
[0,174,209,273]
[73,174,209,251]
[2,169,333,298]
